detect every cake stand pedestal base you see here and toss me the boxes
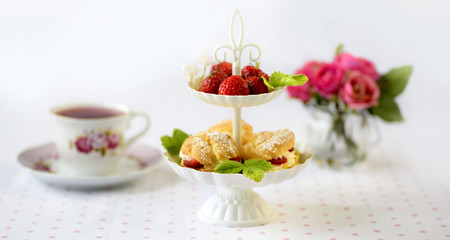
[197,187,276,227]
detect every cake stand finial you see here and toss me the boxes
[213,8,262,76]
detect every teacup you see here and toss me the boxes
[50,103,150,176]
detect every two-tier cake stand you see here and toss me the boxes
[167,9,312,227]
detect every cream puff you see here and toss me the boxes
[180,131,240,171]
[242,129,300,171]
[208,119,254,145]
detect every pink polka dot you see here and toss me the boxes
[395,224,401,227]
[349,224,355,227]
[416,221,422,224]
[259,232,266,235]
[1,236,7,239]
[49,236,55,239]
[441,225,447,228]
[326,221,332,224]
[328,229,334,231]
[305,233,312,235]
[420,230,426,233]
[282,229,288,232]
[374,229,380,233]
[74,230,80,233]
[352,233,359,236]
[304,224,310,227]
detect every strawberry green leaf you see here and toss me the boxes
[264,71,309,89]
[214,160,244,173]
[244,159,273,171]
[243,166,265,182]
[161,129,190,164]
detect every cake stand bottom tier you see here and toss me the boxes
[197,187,276,227]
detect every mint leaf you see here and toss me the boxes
[161,129,190,164]
[262,76,275,91]
[243,166,265,182]
[371,95,404,122]
[264,71,308,89]
[214,160,244,173]
[377,66,412,97]
[244,159,273,171]
[335,43,344,56]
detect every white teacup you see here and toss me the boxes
[50,103,150,176]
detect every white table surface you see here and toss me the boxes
[1,0,449,239]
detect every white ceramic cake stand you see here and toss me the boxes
[167,143,312,227]
[178,9,313,227]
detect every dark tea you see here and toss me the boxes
[56,107,124,119]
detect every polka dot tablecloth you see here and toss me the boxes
[1,147,449,240]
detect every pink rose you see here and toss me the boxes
[90,132,107,149]
[334,53,379,80]
[287,61,325,102]
[75,136,93,153]
[107,133,120,149]
[313,63,344,98]
[339,71,380,110]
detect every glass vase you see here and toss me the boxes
[305,108,380,169]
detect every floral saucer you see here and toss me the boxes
[17,143,162,188]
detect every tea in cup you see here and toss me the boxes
[50,103,150,176]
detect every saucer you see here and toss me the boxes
[17,143,162,188]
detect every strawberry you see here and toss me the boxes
[269,156,287,166]
[242,65,270,80]
[218,75,250,95]
[210,62,232,76]
[182,159,204,169]
[241,65,259,79]
[245,76,268,94]
[199,71,228,94]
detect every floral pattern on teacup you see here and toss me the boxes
[70,129,123,156]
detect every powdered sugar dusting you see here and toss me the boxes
[192,136,211,161]
[207,132,237,156]
[260,129,292,153]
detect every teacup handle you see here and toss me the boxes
[124,111,151,148]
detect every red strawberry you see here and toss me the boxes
[241,65,259,79]
[182,159,204,169]
[210,62,232,76]
[245,76,268,94]
[218,75,250,95]
[199,71,228,94]
[269,156,287,166]
[242,65,270,80]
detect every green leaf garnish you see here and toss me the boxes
[244,159,274,171]
[214,160,244,173]
[377,66,412,97]
[263,71,309,91]
[243,166,265,182]
[370,95,404,122]
[161,129,190,164]
[335,43,344,56]
[214,158,274,182]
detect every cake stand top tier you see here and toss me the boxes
[187,9,285,108]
